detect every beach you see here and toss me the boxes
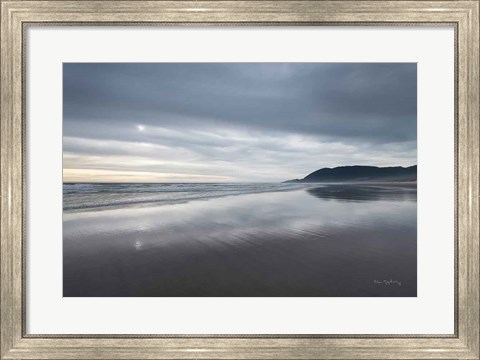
[63,183,417,297]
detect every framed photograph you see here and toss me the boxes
[1,1,479,359]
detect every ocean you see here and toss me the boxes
[63,182,306,212]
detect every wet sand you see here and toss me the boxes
[63,184,417,297]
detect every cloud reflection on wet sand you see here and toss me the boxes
[63,185,416,297]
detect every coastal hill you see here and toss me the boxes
[285,165,417,183]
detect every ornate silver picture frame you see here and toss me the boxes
[1,1,478,358]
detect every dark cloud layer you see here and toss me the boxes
[63,63,416,182]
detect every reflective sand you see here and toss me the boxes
[63,184,417,297]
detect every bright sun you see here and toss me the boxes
[137,125,145,131]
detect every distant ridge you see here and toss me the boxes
[285,165,417,183]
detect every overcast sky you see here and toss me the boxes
[63,63,416,183]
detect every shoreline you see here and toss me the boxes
[63,182,417,214]
[63,183,308,213]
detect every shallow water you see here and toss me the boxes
[63,182,305,211]
[63,184,417,297]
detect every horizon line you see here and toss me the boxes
[63,164,418,184]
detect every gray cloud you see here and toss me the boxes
[63,63,416,182]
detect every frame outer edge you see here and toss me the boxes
[464,0,479,357]
[1,1,17,359]
[457,2,480,358]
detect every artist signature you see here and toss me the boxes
[373,279,402,286]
